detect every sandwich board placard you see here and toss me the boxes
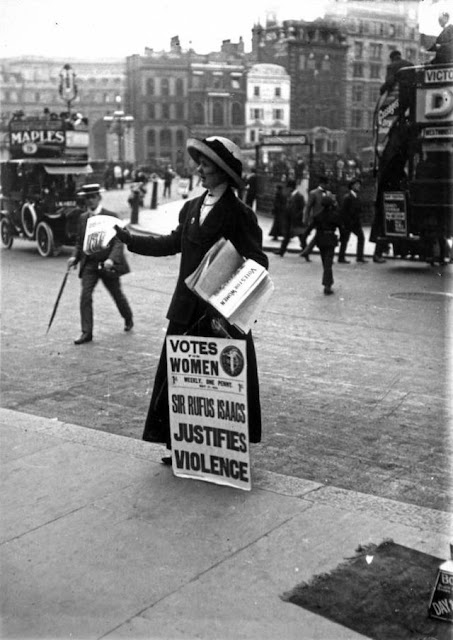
[428,559,453,623]
[167,335,250,491]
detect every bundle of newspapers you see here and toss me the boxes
[185,237,274,333]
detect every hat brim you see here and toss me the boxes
[187,138,245,189]
[77,188,105,197]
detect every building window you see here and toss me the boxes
[192,75,203,89]
[352,110,363,128]
[213,75,223,89]
[161,103,170,120]
[176,129,185,147]
[192,102,204,124]
[176,102,184,119]
[275,87,281,97]
[231,102,243,125]
[253,86,260,97]
[176,78,184,96]
[147,130,155,147]
[352,85,363,102]
[250,129,256,143]
[354,41,363,58]
[307,53,316,70]
[231,78,240,90]
[370,43,382,59]
[273,108,283,120]
[353,63,364,78]
[321,54,331,71]
[213,101,223,126]
[147,78,155,96]
[160,128,171,148]
[161,78,169,97]
[370,64,381,80]
[369,86,380,103]
[250,108,263,120]
[315,138,324,153]
[147,103,155,119]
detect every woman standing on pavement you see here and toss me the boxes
[114,136,268,464]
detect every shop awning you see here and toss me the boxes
[44,164,92,175]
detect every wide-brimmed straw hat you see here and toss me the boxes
[187,136,245,189]
[77,183,104,197]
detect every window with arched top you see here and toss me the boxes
[160,128,171,148]
[176,78,184,96]
[146,78,154,96]
[231,102,243,125]
[213,101,223,126]
[192,102,204,124]
[176,129,185,147]
[147,129,155,147]
[161,78,170,97]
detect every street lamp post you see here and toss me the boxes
[103,95,134,165]
[59,64,78,116]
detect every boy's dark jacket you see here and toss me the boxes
[126,187,268,327]
[306,208,343,248]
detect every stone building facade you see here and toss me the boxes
[325,0,421,154]
[245,63,290,145]
[125,39,247,172]
[0,56,128,161]
[251,18,348,161]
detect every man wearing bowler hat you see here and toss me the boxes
[114,136,268,464]
[68,183,133,345]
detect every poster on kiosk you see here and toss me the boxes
[167,335,250,491]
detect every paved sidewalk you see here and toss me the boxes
[128,195,377,258]
[1,407,450,639]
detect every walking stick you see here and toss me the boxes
[46,264,72,334]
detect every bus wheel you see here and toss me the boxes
[21,203,37,238]
[36,221,55,257]
[0,219,14,249]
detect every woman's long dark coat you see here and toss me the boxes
[126,187,269,446]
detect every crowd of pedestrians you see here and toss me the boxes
[266,172,387,295]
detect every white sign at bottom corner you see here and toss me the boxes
[166,335,251,491]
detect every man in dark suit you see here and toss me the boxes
[245,168,257,209]
[338,178,368,263]
[275,179,307,258]
[301,175,330,260]
[380,50,413,96]
[68,183,133,345]
[114,137,268,464]
[428,12,453,64]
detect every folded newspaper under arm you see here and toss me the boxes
[185,237,274,334]
[83,215,127,256]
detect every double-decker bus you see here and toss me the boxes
[372,61,453,263]
[0,112,92,257]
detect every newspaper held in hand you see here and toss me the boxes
[83,215,127,255]
[185,237,274,334]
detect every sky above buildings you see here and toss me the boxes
[0,0,446,60]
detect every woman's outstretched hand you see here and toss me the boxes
[114,225,132,245]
